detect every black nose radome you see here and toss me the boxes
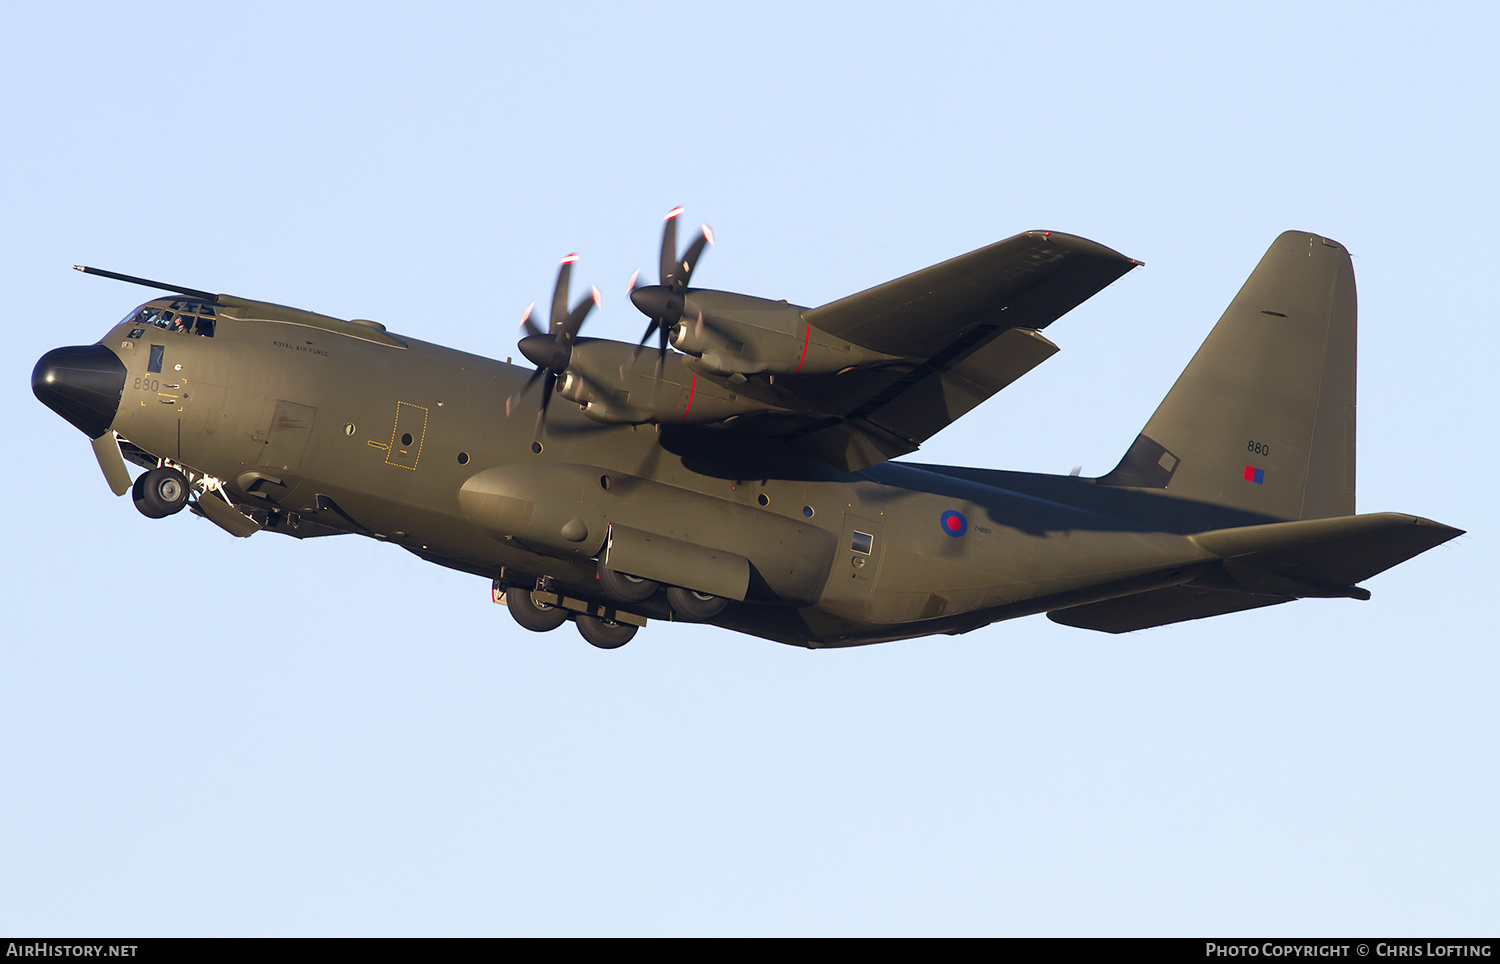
[32,345,128,439]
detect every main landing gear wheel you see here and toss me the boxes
[506,588,569,633]
[576,614,637,649]
[666,586,729,621]
[132,466,190,519]
[598,563,659,604]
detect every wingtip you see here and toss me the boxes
[1029,230,1140,265]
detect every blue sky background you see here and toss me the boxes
[2,1,1494,936]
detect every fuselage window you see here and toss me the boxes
[851,531,874,555]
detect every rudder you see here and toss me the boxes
[1100,231,1357,521]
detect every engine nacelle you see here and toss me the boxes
[556,339,779,425]
[667,290,900,376]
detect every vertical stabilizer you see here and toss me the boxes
[1101,232,1357,521]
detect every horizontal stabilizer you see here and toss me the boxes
[1048,512,1461,633]
[1189,512,1463,587]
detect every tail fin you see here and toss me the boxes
[1101,231,1357,521]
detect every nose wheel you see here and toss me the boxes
[132,466,190,518]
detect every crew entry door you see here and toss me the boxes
[819,513,885,620]
[385,401,429,470]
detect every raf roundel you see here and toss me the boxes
[940,510,968,537]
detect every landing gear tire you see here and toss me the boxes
[132,466,190,519]
[598,564,659,604]
[577,614,637,649]
[506,588,569,633]
[666,586,729,622]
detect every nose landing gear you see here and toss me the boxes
[132,466,190,518]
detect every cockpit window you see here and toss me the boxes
[122,299,215,337]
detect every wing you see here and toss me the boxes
[714,231,1140,471]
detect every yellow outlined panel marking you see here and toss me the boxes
[384,401,429,470]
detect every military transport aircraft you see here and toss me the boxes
[33,212,1461,649]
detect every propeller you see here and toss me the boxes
[629,206,712,372]
[507,254,601,440]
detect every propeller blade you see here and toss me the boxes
[506,367,547,416]
[635,319,659,352]
[676,230,710,287]
[660,207,682,283]
[562,285,600,341]
[534,369,557,439]
[90,432,130,496]
[519,302,543,339]
[550,254,578,334]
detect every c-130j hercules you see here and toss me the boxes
[34,211,1460,648]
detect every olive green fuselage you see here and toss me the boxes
[47,230,1459,646]
[98,305,1214,648]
